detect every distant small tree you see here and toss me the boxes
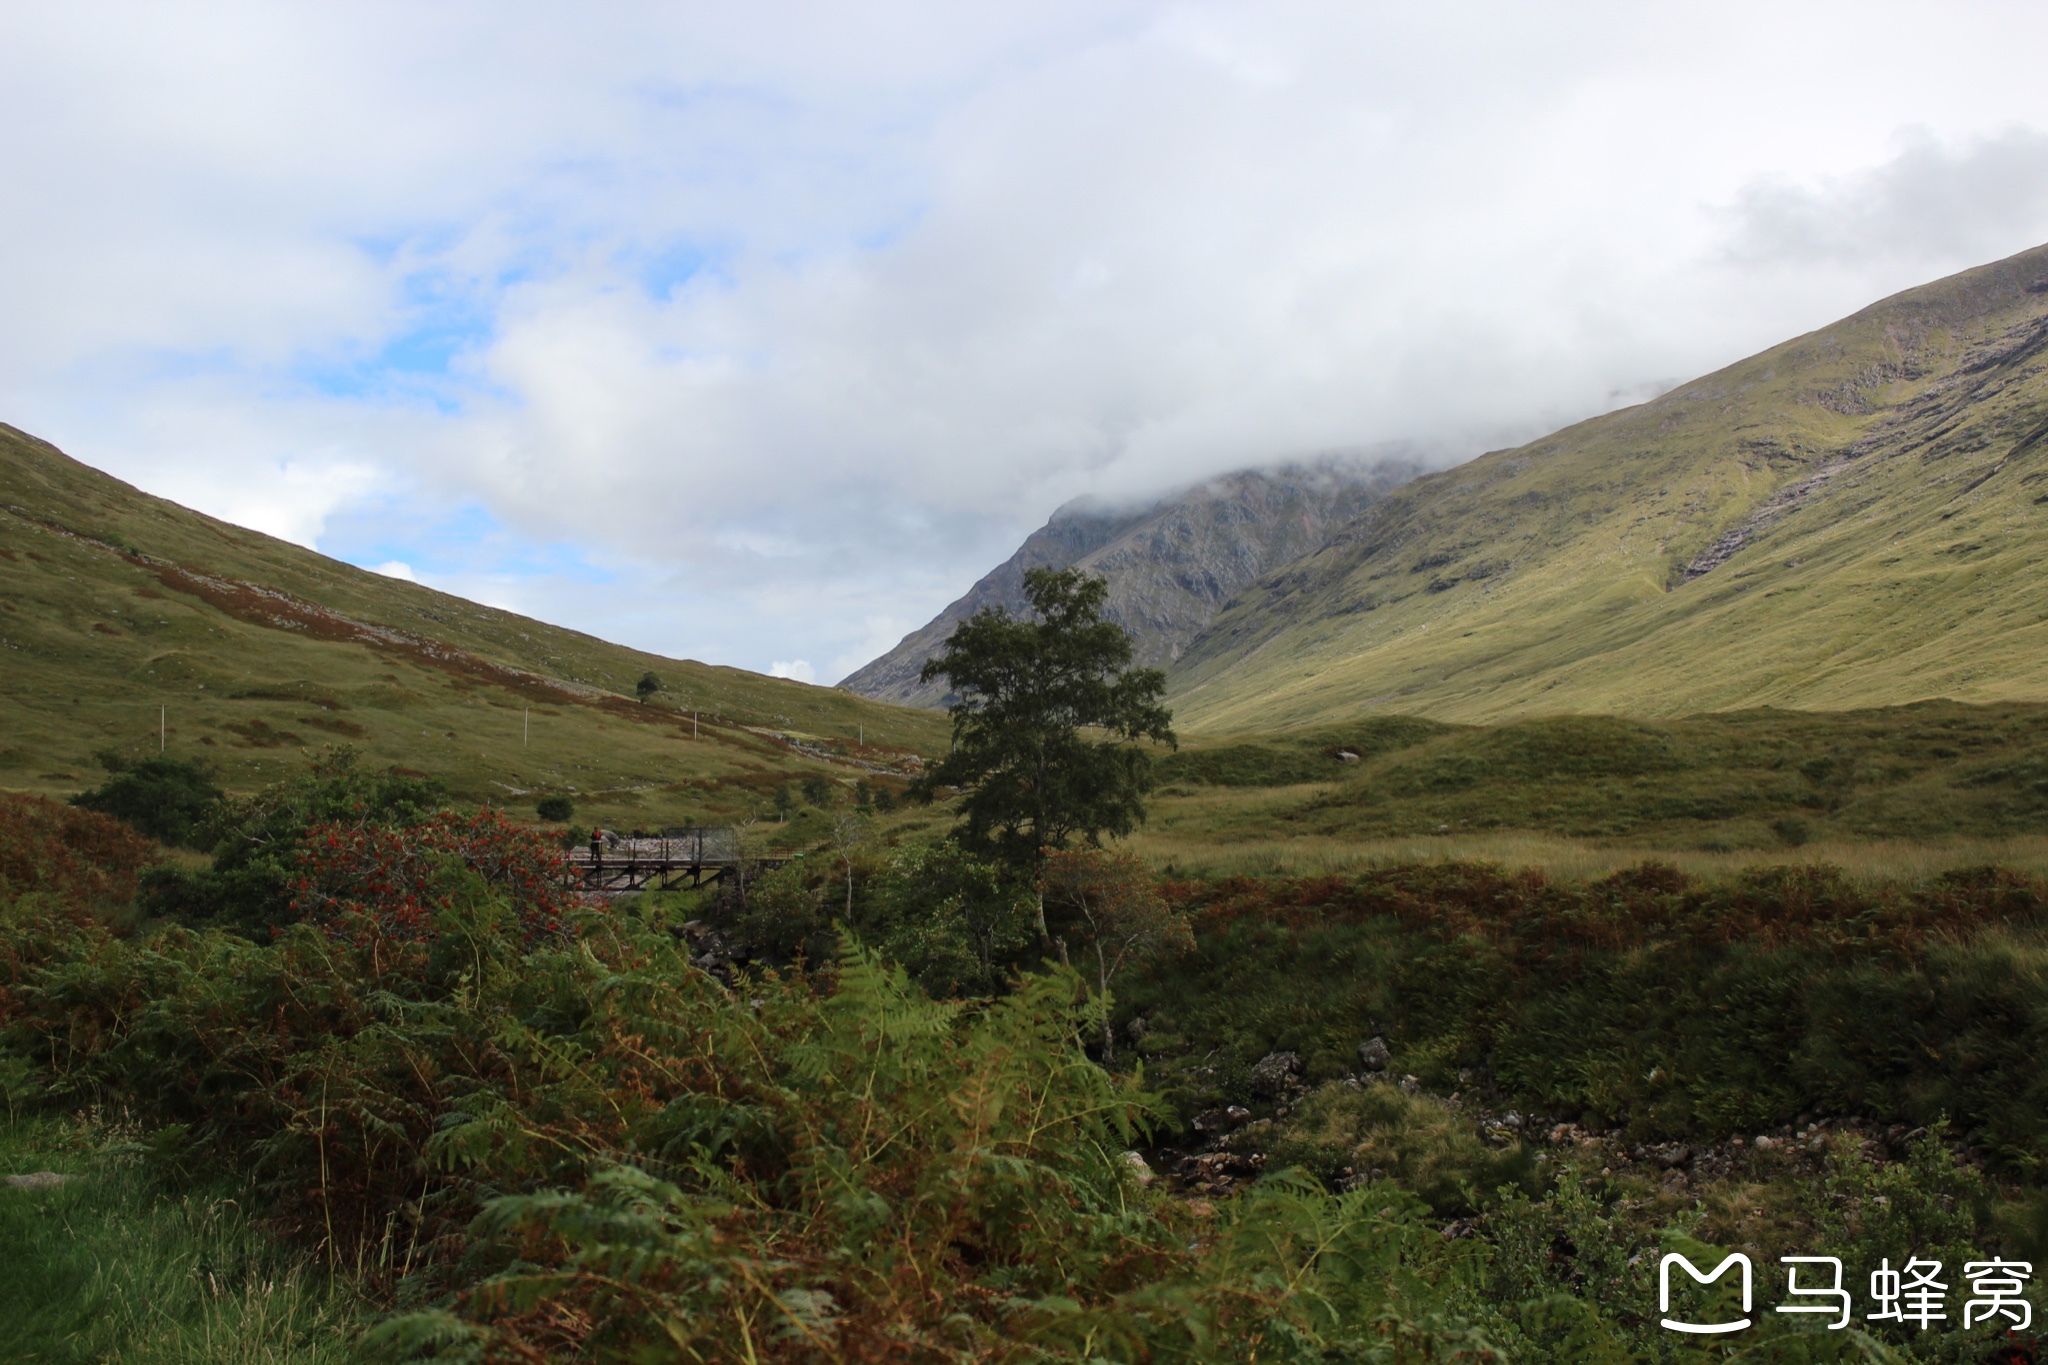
[635,671,662,703]
[801,776,837,809]
[772,784,795,823]
[535,794,574,822]
[1041,847,1191,1062]
[872,787,898,814]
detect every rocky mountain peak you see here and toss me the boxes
[838,453,1423,708]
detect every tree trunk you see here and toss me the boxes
[1096,944,1115,1063]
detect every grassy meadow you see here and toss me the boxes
[1135,700,2048,880]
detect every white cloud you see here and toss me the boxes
[372,561,416,581]
[770,660,818,684]
[2,2,2047,679]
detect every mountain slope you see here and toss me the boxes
[841,457,1419,707]
[1168,243,2048,731]
[0,425,946,821]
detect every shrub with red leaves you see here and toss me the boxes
[288,808,579,949]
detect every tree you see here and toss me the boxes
[910,567,1174,936]
[1040,848,1191,1062]
[801,775,837,809]
[635,671,662,703]
[535,795,575,823]
[827,810,868,920]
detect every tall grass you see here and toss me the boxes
[0,1117,360,1364]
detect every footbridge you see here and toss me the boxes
[562,828,787,895]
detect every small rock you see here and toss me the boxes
[5,1172,75,1191]
[1335,750,1360,762]
[1753,1135,1777,1151]
[1249,1051,1302,1098]
[1126,1016,1150,1043]
[1357,1037,1391,1072]
[1191,1106,1253,1134]
[1121,1151,1155,1186]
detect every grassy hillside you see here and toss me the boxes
[0,424,947,830]
[1171,242,2048,730]
[1132,701,2048,878]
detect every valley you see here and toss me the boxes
[6,246,2048,1364]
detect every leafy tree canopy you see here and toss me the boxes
[911,567,1175,873]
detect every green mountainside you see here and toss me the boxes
[0,424,946,825]
[1170,243,2048,731]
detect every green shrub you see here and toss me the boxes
[69,756,222,849]
[733,862,823,961]
[1259,1081,1541,1215]
[858,842,1037,996]
[534,794,573,822]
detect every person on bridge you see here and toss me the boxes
[589,827,603,869]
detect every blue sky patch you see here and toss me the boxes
[320,496,617,586]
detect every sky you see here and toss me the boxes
[5,3,2048,685]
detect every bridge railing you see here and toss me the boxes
[562,827,741,866]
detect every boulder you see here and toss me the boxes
[1357,1037,1391,1072]
[1249,1050,1302,1098]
